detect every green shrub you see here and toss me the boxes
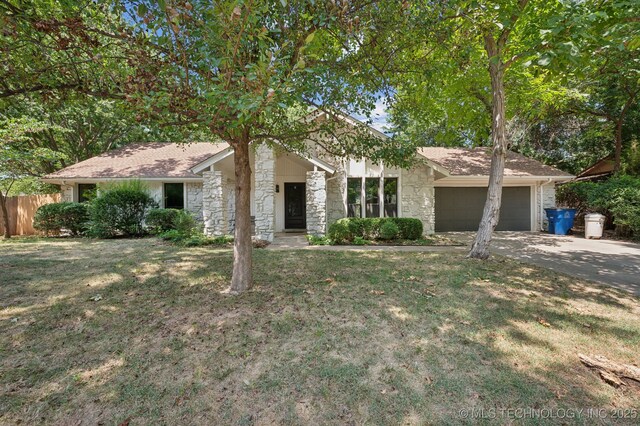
[160,230,233,247]
[306,235,332,245]
[33,202,89,236]
[558,175,640,238]
[328,220,352,244]
[146,208,180,234]
[391,218,423,240]
[379,220,399,240]
[327,217,423,243]
[353,236,369,245]
[173,210,197,236]
[88,180,157,238]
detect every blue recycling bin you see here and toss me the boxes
[544,208,576,235]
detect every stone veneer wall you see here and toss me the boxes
[306,171,327,236]
[536,183,556,231]
[202,171,227,236]
[326,161,347,226]
[400,164,435,235]
[254,144,276,241]
[185,182,203,220]
[60,184,74,202]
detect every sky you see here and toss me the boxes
[353,97,391,134]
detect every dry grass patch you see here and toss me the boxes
[1,237,639,425]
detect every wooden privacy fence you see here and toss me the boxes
[0,193,61,236]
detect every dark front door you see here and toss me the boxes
[284,183,306,229]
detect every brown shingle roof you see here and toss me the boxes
[418,147,572,177]
[44,142,228,180]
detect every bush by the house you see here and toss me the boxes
[557,175,640,238]
[88,180,157,238]
[306,235,331,245]
[327,217,423,243]
[159,230,235,247]
[379,220,399,240]
[146,208,197,235]
[146,208,180,234]
[173,209,197,235]
[33,202,89,236]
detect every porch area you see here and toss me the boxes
[198,144,334,241]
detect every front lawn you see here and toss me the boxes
[1,238,639,425]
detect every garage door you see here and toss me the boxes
[435,187,531,232]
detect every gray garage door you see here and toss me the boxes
[435,187,531,232]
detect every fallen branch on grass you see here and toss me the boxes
[579,354,640,389]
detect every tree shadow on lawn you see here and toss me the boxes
[1,240,639,425]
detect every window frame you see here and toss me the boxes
[77,183,97,203]
[163,182,186,210]
[346,173,401,218]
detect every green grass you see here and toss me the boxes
[1,238,639,425]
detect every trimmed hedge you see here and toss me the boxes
[33,202,89,236]
[328,217,423,243]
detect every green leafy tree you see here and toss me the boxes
[121,0,399,292]
[384,0,574,259]
[0,117,63,238]
[0,0,132,99]
[378,0,637,258]
[1,94,202,173]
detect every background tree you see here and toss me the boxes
[1,0,132,99]
[1,94,200,175]
[0,117,62,238]
[383,0,575,259]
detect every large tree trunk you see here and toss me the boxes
[468,38,507,259]
[0,192,11,239]
[230,140,253,293]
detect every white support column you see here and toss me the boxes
[306,170,327,236]
[202,171,228,236]
[254,143,276,241]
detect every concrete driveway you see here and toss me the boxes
[448,232,640,296]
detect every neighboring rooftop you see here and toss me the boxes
[418,147,573,177]
[44,142,227,180]
[575,155,615,181]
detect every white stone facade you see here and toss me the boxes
[306,171,327,236]
[185,182,203,218]
[202,171,228,236]
[537,183,557,231]
[400,164,435,235]
[60,184,73,202]
[253,144,276,241]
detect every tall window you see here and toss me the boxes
[77,184,96,203]
[365,178,380,217]
[164,183,184,209]
[347,177,398,218]
[347,178,362,218]
[384,178,398,217]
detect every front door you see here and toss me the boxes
[284,183,306,229]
